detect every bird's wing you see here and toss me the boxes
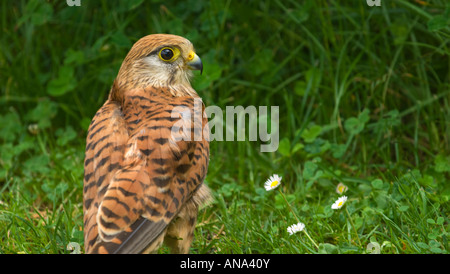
[83,88,209,254]
[83,100,129,253]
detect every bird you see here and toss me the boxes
[83,34,212,254]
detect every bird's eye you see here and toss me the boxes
[159,48,175,61]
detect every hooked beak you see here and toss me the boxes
[186,52,203,75]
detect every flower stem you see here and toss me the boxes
[278,188,299,223]
[303,230,319,249]
[345,207,362,247]
[278,189,319,249]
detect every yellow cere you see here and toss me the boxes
[187,51,195,61]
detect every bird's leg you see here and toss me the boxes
[164,204,198,254]
[141,229,167,254]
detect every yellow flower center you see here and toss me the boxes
[338,201,343,207]
[270,180,279,188]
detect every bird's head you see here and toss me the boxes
[112,34,203,99]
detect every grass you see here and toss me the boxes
[0,0,449,254]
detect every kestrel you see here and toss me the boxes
[83,34,211,254]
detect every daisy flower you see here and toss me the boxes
[264,174,282,191]
[331,195,348,210]
[336,183,348,194]
[287,222,305,235]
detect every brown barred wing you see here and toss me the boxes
[83,100,129,253]
[87,88,210,254]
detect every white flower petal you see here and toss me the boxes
[336,183,348,194]
[264,174,282,191]
[287,222,305,235]
[331,195,348,210]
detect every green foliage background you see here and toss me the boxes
[0,0,449,254]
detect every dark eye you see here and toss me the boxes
[159,48,174,61]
